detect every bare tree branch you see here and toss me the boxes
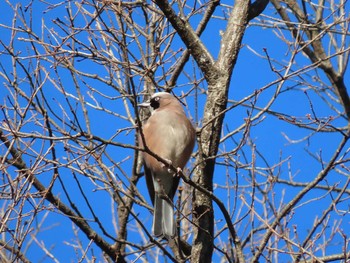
[153,0,216,80]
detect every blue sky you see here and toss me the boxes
[0,0,349,262]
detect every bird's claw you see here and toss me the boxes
[161,159,173,173]
[174,167,183,177]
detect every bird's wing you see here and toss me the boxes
[143,164,155,205]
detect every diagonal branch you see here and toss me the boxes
[153,0,216,80]
[0,240,31,263]
[168,0,220,87]
[0,129,118,262]
[216,0,250,76]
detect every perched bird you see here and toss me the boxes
[139,92,195,238]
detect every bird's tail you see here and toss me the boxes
[153,195,175,238]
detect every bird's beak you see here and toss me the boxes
[138,102,150,108]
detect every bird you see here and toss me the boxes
[139,92,195,239]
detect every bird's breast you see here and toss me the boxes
[142,110,194,170]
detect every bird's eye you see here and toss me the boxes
[150,96,160,109]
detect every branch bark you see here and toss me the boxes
[154,0,216,81]
[192,1,251,262]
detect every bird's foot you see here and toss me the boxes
[155,190,170,201]
[174,167,183,177]
[161,159,173,173]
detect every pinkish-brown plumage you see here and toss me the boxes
[139,92,195,238]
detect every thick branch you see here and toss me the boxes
[216,0,249,76]
[154,0,216,81]
[191,1,250,262]
[168,0,220,87]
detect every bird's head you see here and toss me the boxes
[139,92,183,113]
